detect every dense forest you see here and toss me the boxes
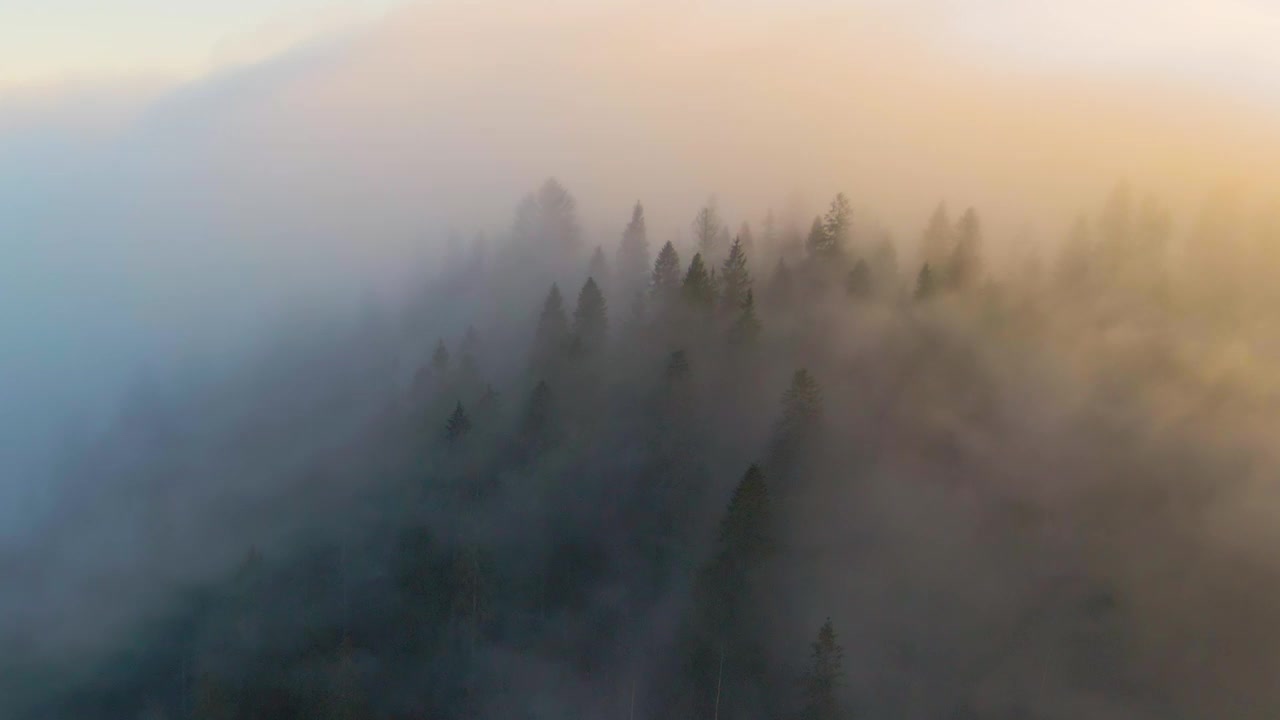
[4,177,1280,720]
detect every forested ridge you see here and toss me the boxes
[5,178,1280,720]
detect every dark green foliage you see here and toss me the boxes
[719,464,772,564]
[720,236,752,313]
[682,253,715,309]
[728,289,761,346]
[443,402,471,443]
[798,618,844,720]
[805,216,828,260]
[845,259,871,299]
[915,263,936,300]
[920,202,953,269]
[531,284,569,372]
[587,245,610,290]
[432,338,451,374]
[617,202,650,292]
[650,241,682,306]
[778,369,822,437]
[571,277,608,354]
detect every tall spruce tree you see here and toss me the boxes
[650,241,683,306]
[444,402,472,443]
[798,618,845,720]
[947,208,983,291]
[531,284,569,372]
[682,253,716,309]
[920,203,954,270]
[720,236,752,314]
[588,246,611,291]
[572,277,608,354]
[915,263,937,300]
[728,289,761,346]
[821,193,853,257]
[845,259,871,299]
[432,338,451,375]
[617,202,650,294]
[805,216,830,260]
[693,200,724,258]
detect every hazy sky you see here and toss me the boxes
[3,0,1279,108]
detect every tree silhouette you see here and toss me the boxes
[798,618,844,720]
[682,253,715,310]
[821,193,853,256]
[650,241,683,307]
[588,245,611,290]
[617,201,650,293]
[845,259,871,299]
[444,402,472,443]
[728,289,761,346]
[915,263,937,300]
[531,284,569,373]
[720,236,752,314]
[572,276,608,354]
[693,199,724,258]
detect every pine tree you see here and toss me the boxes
[693,200,724,258]
[805,216,830,260]
[821,193,853,256]
[531,284,569,372]
[720,237,752,313]
[618,201,651,292]
[444,402,472,443]
[798,618,845,720]
[682,253,715,309]
[738,221,755,253]
[650,241,683,306]
[432,338,451,375]
[845,259,871,299]
[947,207,983,291]
[719,464,772,564]
[728,289,761,346]
[920,203,953,270]
[572,276,608,354]
[588,245,611,290]
[770,369,823,475]
[915,263,936,300]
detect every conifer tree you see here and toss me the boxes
[682,253,715,309]
[845,259,871,299]
[693,200,724,258]
[719,464,772,565]
[444,402,472,443]
[947,208,983,291]
[920,203,953,270]
[588,245,611,290]
[728,289,761,346]
[720,236,752,313]
[915,263,936,300]
[738,221,755,253]
[432,338,451,375]
[650,241,683,306]
[572,277,608,354]
[798,618,845,720]
[531,284,569,372]
[770,369,824,475]
[618,201,650,293]
[805,216,829,260]
[821,193,853,256]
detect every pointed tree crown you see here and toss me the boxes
[682,253,715,308]
[650,241,683,304]
[719,237,752,312]
[572,276,608,353]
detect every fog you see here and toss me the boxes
[2,1,1279,718]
